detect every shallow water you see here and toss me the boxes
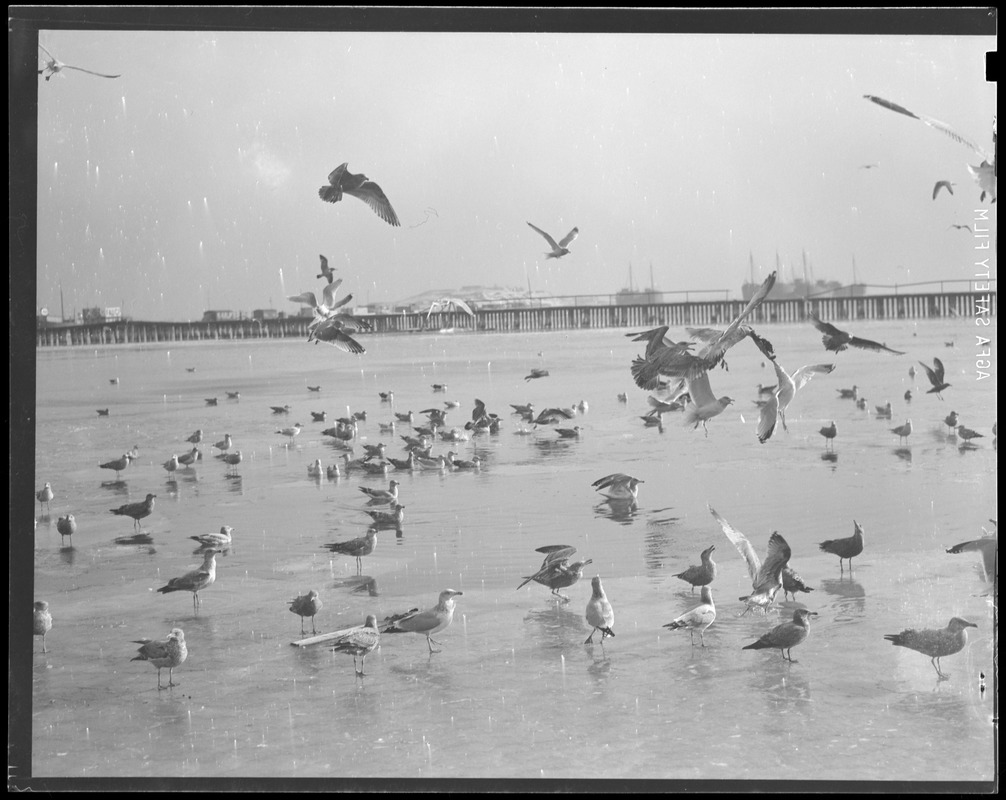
[28,320,996,781]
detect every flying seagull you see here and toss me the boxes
[932,180,956,199]
[318,163,400,226]
[428,297,475,318]
[709,505,791,616]
[864,94,996,203]
[917,357,951,399]
[316,254,336,283]
[38,43,120,81]
[808,313,906,355]
[527,222,579,259]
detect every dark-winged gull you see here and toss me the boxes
[517,545,592,602]
[808,314,906,355]
[289,590,323,635]
[157,549,220,608]
[884,617,977,679]
[918,358,951,399]
[318,163,400,226]
[382,589,463,653]
[56,514,77,543]
[819,520,865,573]
[34,601,53,653]
[324,530,378,573]
[131,628,187,689]
[673,545,717,593]
[743,609,817,662]
[709,505,791,615]
[110,493,156,530]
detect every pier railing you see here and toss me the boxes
[36,291,996,347]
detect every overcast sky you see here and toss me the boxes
[27,17,995,321]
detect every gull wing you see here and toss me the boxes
[753,532,791,594]
[757,392,779,444]
[791,363,836,392]
[288,291,319,309]
[847,336,906,355]
[864,94,992,161]
[345,180,400,226]
[326,163,349,185]
[319,278,345,310]
[64,65,121,78]
[591,474,632,491]
[527,222,560,250]
[558,227,579,248]
[685,371,717,409]
[709,505,760,583]
[931,357,946,383]
[808,313,843,338]
[310,325,365,354]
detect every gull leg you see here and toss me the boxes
[311,616,317,635]
[584,629,596,645]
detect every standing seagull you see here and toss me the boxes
[884,617,977,680]
[584,576,616,645]
[289,590,323,635]
[673,545,717,594]
[516,545,592,601]
[918,358,951,399]
[34,601,53,653]
[38,43,120,81]
[891,419,914,445]
[382,589,464,653]
[36,482,54,514]
[323,530,378,573]
[663,586,716,647]
[864,94,996,203]
[157,549,220,609]
[709,505,791,615]
[99,454,131,479]
[808,314,906,355]
[131,628,188,689]
[819,421,837,450]
[56,514,77,544]
[526,222,579,259]
[743,609,817,663]
[329,616,381,677]
[819,520,865,573]
[110,493,156,530]
[318,163,400,226]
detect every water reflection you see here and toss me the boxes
[523,605,586,650]
[585,650,613,680]
[101,480,130,495]
[58,545,77,566]
[332,574,380,597]
[114,533,155,547]
[224,475,244,494]
[892,447,913,463]
[820,451,838,465]
[593,499,638,525]
[750,665,813,714]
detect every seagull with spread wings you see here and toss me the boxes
[428,297,475,318]
[808,313,906,355]
[864,94,996,203]
[917,357,951,399]
[527,222,579,259]
[318,163,400,226]
[752,337,836,443]
[38,43,120,81]
[709,505,791,616]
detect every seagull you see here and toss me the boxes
[884,617,977,680]
[323,530,378,573]
[157,550,220,609]
[271,405,292,414]
[56,514,77,543]
[185,429,203,444]
[932,180,956,199]
[944,411,960,432]
[366,503,405,529]
[96,408,109,416]
[317,253,336,283]
[682,371,734,437]
[819,421,837,450]
[329,615,380,676]
[131,628,187,689]
[428,298,475,318]
[99,454,131,479]
[891,419,913,445]
[591,473,644,502]
[946,531,997,583]
[808,313,906,355]
[287,278,348,317]
[663,586,716,647]
[584,576,616,645]
[276,423,303,444]
[555,426,582,439]
[956,424,984,444]
[526,222,579,259]
[204,397,218,406]
[318,163,400,226]
[918,358,951,399]
[631,272,777,391]
[949,223,973,232]
[709,505,791,615]
[624,325,695,359]
[177,447,201,467]
[359,479,400,504]
[110,494,156,530]
[308,385,322,393]
[837,386,859,400]
[289,590,323,635]
[34,601,53,653]
[864,94,996,203]
[162,455,180,479]
[308,319,366,354]
[311,411,327,423]
[382,589,464,653]
[225,391,241,400]
[516,545,592,601]
[525,368,550,382]
[673,545,717,594]
[189,525,234,549]
[754,344,835,442]
[36,482,54,514]
[38,43,120,81]
[213,434,233,453]
[874,401,893,418]
[222,450,243,474]
[307,459,324,478]
[781,565,814,602]
[819,520,865,573]
[743,609,817,663]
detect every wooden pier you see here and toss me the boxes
[36,292,995,347]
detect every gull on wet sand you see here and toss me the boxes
[673,545,717,593]
[324,530,378,573]
[318,163,400,226]
[359,479,399,504]
[190,525,234,549]
[884,617,977,679]
[178,447,202,467]
[782,566,814,601]
[277,423,304,444]
[819,421,837,450]
[517,545,592,601]
[222,450,243,474]
[743,609,817,662]
[99,455,131,479]
[382,589,464,653]
[132,628,187,689]
[186,429,203,444]
[289,590,323,635]
[819,520,865,573]
[809,314,906,355]
[944,411,960,432]
[366,503,405,529]
[874,402,892,418]
[663,586,716,647]
[163,455,180,477]
[526,221,579,259]
[891,419,913,445]
[226,391,241,400]
[36,482,54,513]
[956,425,984,444]
[34,601,53,653]
[918,358,951,399]
[308,459,324,478]
[710,505,791,615]
[585,576,615,645]
[330,615,380,676]
[213,434,233,453]
[157,549,220,608]
[56,514,77,543]
[110,493,156,530]
[591,473,644,502]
